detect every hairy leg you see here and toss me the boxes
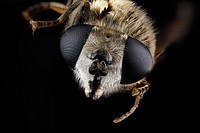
[22,0,83,31]
[22,2,67,21]
[113,80,150,123]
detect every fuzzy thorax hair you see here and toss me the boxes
[87,0,156,58]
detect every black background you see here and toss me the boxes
[2,0,199,132]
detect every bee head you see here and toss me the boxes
[60,24,153,84]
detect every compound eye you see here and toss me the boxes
[120,37,153,84]
[60,24,93,69]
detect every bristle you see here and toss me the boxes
[89,0,110,14]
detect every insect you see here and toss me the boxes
[22,0,194,123]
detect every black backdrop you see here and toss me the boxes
[2,0,199,132]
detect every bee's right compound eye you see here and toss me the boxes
[120,37,153,84]
[60,24,94,69]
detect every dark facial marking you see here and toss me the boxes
[89,74,102,97]
[89,59,99,75]
[89,60,108,76]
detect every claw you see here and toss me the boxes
[29,20,38,33]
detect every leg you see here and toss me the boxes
[26,0,83,31]
[128,79,150,97]
[113,80,150,123]
[22,2,67,21]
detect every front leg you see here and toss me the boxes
[22,1,67,22]
[124,79,150,97]
[26,0,84,32]
[113,79,150,123]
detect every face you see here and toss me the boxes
[74,26,128,99]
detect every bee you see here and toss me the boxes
[22,0,194,123]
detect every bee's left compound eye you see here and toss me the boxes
[60,24,94,69]
[120,37,153,84]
